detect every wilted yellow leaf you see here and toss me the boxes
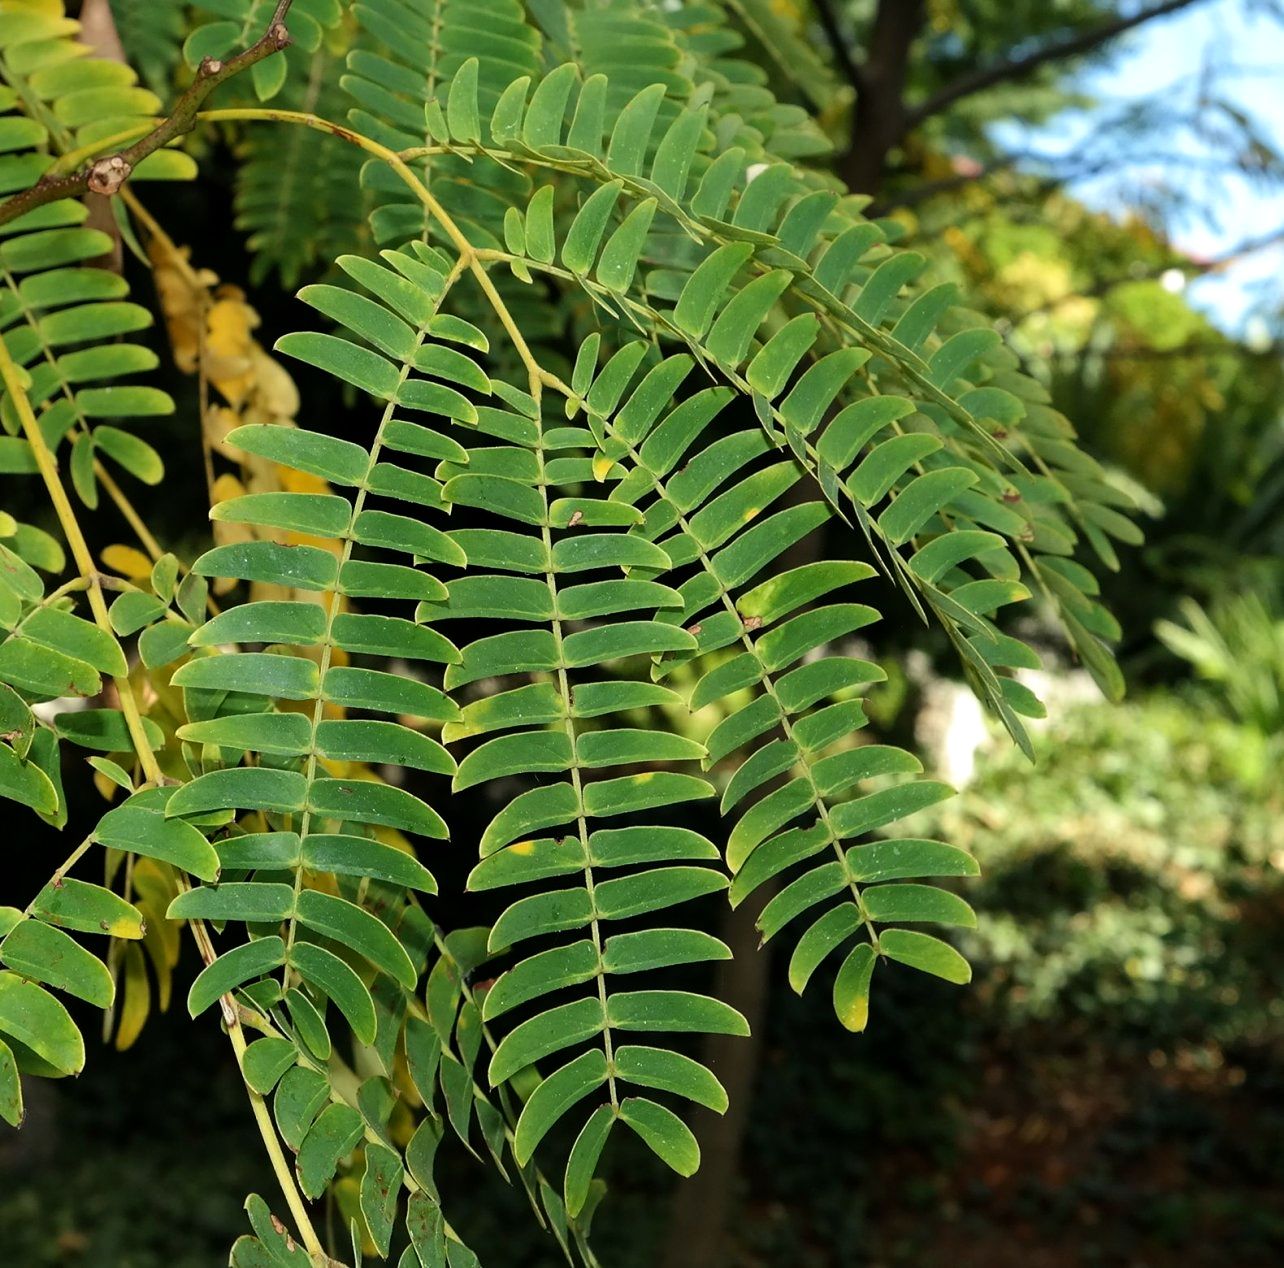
[114,942,150,1051]
[101,543,154,580]
[147,238,218,374]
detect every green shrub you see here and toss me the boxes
[907,696,1284,1049]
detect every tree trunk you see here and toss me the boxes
[659,0,927,1241]
[842,0,925,194]
[659,888,773,1268]
[659,484,822,1268]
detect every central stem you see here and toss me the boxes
[0,341,162,786]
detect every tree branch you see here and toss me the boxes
[869,153,1025,214]
[813,0,866,98]
[0,0,294,228]
[872,140,1254,215]
[904,0,1209,130]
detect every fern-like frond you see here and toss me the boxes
[655,0,837,160]
[402,58,1136,730]
[419,348,747,1201]
[0,8,202,1066]
[0,1,195,181]
[0,3,189,510]
[229,922,494,1263]
[705,0,841,116]
[340,56,1136,1038]
[167,243,471,1039]
[569,339,978,1028]
[109,0,185,95]
[234,38,372,285]
[345,0,543,247]
[0,490,218,1118]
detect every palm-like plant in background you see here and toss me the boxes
[0,2,1138,1263]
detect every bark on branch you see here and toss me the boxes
[813,0,867,99]
[842,0,924,194]
[903,0,1208,130]
[0,0,295,228]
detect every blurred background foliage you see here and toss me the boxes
[3,0,1283,1264]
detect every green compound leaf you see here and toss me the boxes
[0,918,113,1009]
[0,971,84,1076]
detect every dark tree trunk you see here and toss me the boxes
[656,14,928,1261]
[659,485,822,1268]
[842,0,926,194]
[658,889,773,1268]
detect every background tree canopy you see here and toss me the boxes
[1,1,1282,1266]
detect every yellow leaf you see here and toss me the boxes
[114,943,150,1051]
[207,405,243,458]
[147,238,218,375]
[389,1097,416,1147]
[334,1178,377,1258]
[101,543,154,580]
[278,465,328,496]
[147,240,300,429]
[130,859,180,1017]
[205,292,259,406]
[8,1,66,22]
[211,473,245,504]
[251,346,300,419]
